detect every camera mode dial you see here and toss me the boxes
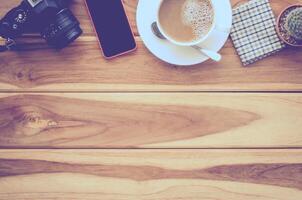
[14,9,27,24]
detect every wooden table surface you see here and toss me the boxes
[0,0,302,199]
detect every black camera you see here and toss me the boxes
[0,0,82,51]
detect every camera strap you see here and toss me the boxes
[0,37,16,52]
[0,36,50,52]
[0,37,8,52]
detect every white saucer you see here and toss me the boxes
[136,0,233,66]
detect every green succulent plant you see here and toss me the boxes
[285,7,302,41]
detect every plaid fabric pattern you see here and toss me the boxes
[230,0,285,66]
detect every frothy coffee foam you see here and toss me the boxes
[158,0,214,43]
[182,0,214,41]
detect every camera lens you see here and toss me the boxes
[41,9,82,49]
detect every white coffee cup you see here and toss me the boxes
[156,0,224,47]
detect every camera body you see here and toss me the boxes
[0,0,82,49]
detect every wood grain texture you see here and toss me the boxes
[0,93,302,148]
[0,0,302,92]
[1,1,301,198]
[0,149,301,200]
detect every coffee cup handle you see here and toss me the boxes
[215,24,231,34]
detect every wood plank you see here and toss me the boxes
[0,149,301,200]
[0,0,302,92]
[1,93,302,148]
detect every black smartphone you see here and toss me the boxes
[85,0,137,59]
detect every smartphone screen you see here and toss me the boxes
[85,0,137,58]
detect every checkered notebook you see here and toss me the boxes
[230,0,285,66]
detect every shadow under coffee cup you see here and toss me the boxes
[156,0,217,47]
